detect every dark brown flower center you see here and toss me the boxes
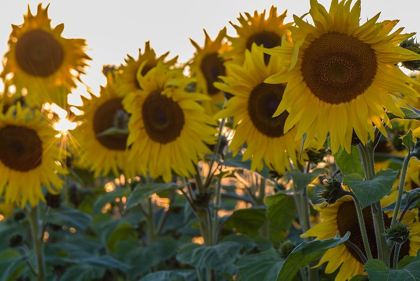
[246,31,282,65]
[15,29,64,77]
[93,98,128,150]
[142,91,185,144]
[248,83,288,137]
[0,125,42,171]
[301,32,377,104]
[337,201,409,265]
[200,53,226,95]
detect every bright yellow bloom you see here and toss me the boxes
[123,62,216,182]
[117,41,177,97]
[226,6,292,64]
[189,28,229,116]
[72,73,140,178]
[303,196,420,280]
[264,0,420,154]
[0,103,66,207]
[215,45,303,173]
[1,4,90,108]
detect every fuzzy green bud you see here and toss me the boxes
[385,222,411,244]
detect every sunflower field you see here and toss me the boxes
[1,0,420,280]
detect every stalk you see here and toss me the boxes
[28,206,46,281]
[349,193,373,260]
[391,152,411,226]
[357,143,389,264]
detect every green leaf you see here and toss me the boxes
[265,193,297,243]
[221,234,256,252]
[334,146,365,177]
[115,237,178,278]
[59,264,105,281]
[106,222,138,252]
[347,169,399,208]
[92,188,130,214]
[398,255,415,269]
[223,207,267,237]
[287,170,322,192]
[237,249,285,281]
[365,252,420,280]
[389,107,420,121]
[343,173,364,185]
[0,249,26,281]
[176,242,242,270]
[210,153,272,179]
[276,232,350,281]
[126,183,181,209]
[140,271,195,281]
[46,206,92,231]
[402,130,415,151]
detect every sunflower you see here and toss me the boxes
[226,6,292,65]
[189,28,229,116]
[123,61,216,182]
[117,41,177,96]
[0,103,66,207]
[72,73,140,178]
[1,4,91,108]
[263,0,420,154]
[214,44,302,173]
[302,196,420,280]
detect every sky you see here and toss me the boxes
[0,0,419,99]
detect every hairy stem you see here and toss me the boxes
[28,206,46,281]
[391,152,411,226]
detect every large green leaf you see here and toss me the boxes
[334,146,365,177]
[115,237,178,278]
[347,169,399,208]
[0,249,26,281]
[126,183,182,209]
[46,206,92,231]
[176,242,242,271]
[365,252,420,280]
[221,234,256,252]
[59,264,105,281]
[106,221,138,252]
[265,193,297,243]
[140,270,196,281]
[237,249,285,281]
[276,232,350,281]
[223,207,267,237]
[287,170,322,192]
[92,187,130,214]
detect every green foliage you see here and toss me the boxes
[45,206,92,231]
[365,253,420,280]
[402,130,415,151]
[92,187,130,214]
[334,146,365,177]
[115,237,178,278]
[140,270,196,281]
[276,232,350,281]
[287,170,323,192]
[346,169,399,208]
[265,192,297,243]
[0,249,26,281]
[223,207,267,237]
[237,249,285,281]
[126,183,181,209]
[176,242,242,271]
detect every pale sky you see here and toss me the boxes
[1,0,419,99]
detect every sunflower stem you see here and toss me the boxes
[391,152,411,227]
[357,143,389,264]
[212,178,222,244]
[146,198,155,244]
[392,243,402,269]
[28,206,46,281]
[349,192,374,260]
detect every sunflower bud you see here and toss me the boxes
[306,147,326,164]
[400,38,420,71]
[385,222,411,244]
[319,179,350,205]
[9,234,23,248]
[13,211,25,222]
[280,240,296,258]
[45,192,61,209]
